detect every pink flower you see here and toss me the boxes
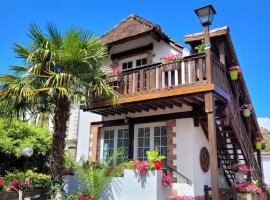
[160,53,182,64]
[24,178,30,187]
[133,160,148,175]
[9,180,22,190]
[161,173,173,187]
[112,66,122,75]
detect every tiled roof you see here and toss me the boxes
[261,127,270,134]
[101,14,183,48]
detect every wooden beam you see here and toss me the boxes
[111,44,153,60]
[128,123,134,159]
[205,92,220,200]
[91,110,206,127]
[120,84,214,104]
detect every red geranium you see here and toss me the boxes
[79,196,95,200]
[0,180,5,185]
[9,180,23,190]
[154,160,163,169]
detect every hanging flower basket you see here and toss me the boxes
[240,104,253,117]
[255,141,262,150]
[255,137,266,150]
[243,108,251,117]
[229,66,241,81]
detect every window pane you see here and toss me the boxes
[154,137,160,146]
[136,59,141,67]
[138,128,144,137]
[128,61,133,69]
[153,126,167,168]
[103,130,115,161]
[145,127,150,137]
[154,127,160,137]
[117,129,129,162]
[142,58,147,65]
[138,138,144,147]
[137,127,150,161]
[122,63,127,70]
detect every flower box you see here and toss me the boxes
[237,192,260,200]
[235,172,245,183]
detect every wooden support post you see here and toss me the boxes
[256,150,262,170]
[204,25,212,84]
[218,40,226,66]
[205,92,220,200]
[128,123,134,159]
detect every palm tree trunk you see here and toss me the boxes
[50,95,70,177]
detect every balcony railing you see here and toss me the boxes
[107,53,207,98]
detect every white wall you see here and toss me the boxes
[173,118,211,196]
[106,35,186,69]
[101,169,171,200]
[262,154,270,185]
[76,111,101,162]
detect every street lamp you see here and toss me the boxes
[194,5,216,26]
[22,147,34,157]
[194,5,216,46]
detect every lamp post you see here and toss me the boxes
[22,147,34,170]
[195,5,220,200]
[194,5,216,83]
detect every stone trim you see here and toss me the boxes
[166,120,177,170]
[89,124,102,161]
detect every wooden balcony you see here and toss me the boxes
[89,53,230,113]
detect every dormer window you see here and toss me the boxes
[136,58,147,67]
[122,61,133,71]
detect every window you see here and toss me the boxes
[103,130,115,161]
[137,127,150,160]
[117,129,129,163]
[135,125,167,164]
[122,61,133,71]
[102,128,129,162]
[154,126,167,167]
[136,58,147,67]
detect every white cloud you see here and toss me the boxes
[258,117,270,131]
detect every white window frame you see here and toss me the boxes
[134,122,166,160]
[119,54,148,71]
[100,126,128,162]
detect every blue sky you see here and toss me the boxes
[0,0,270,122]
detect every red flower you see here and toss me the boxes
[154,160,163,169]
[9,180,22,190]
[24,178,30,187]
[0,180,5,185]
[79,196,95,200]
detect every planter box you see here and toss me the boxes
[237,193,260,200]
[101,169,171,200]
[63,175,83,196]
[0,189,47,200]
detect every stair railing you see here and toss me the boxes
[167,165,192,185]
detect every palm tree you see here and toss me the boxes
[0,24,118,177]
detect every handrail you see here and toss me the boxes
[167,165,192,185]
[211,55,262,180]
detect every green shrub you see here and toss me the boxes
[0,119,52,174]
[4,170,51,190]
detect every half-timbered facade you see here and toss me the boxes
[85,15,263,199]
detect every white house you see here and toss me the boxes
[84,14,263,199]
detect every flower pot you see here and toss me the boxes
[230,70,239,80]
[255,141,262,150]
[235,172,245,183]
[242,108,251,117]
